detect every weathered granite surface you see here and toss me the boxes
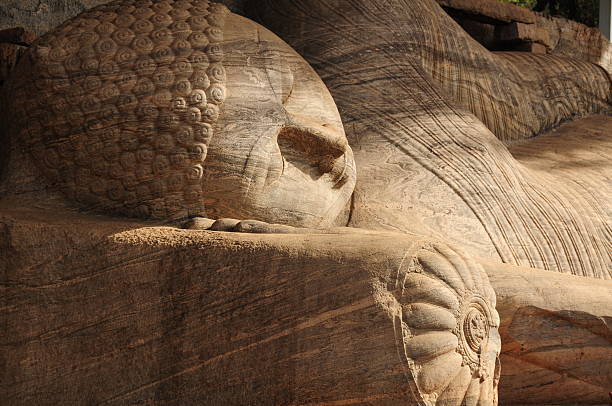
[2,205,610,405]
[437,0,612,71]
[0,1,105,35]
[537,15,612,72]
[0,0,245,34]
[250,0,611,278]
[1,2,356,226]
[0,206,501,405]
[482,261,612,405]
[437,0,537,23]
[0,1,610,405]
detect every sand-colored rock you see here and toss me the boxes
[0,2,499,404]
[3,0,608,274]
[437,0,536,24]
[537,15,612,73]
[0,1,610,405]
[496,22,552,49]
[3,204,610,405]
[250,0,611,279]
[482,261,612,405]
[0,206,500,406]
[1,1,355,227]
[437,0,612,71]
[248,1,611,402]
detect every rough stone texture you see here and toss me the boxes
[0,207,500,406]
[507,114,611,209]
[2,0,609,276]
[0,0,355,226]
[510,41,547,54]
[437,0,612,71]
[482,261,612,405]
[496,22,552,49]
[250,0,611,279]
[0,0,246,35]
[3,205,610,405]
[437,0,536,24]
[451,17,498,49]
[0,1,610,405]
[537,15,612,73]
[0,1,105,35]
[247,3,612,401]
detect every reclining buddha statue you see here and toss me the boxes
[246,0,612,403]
[248,0,611,279]
[0,0,609,405]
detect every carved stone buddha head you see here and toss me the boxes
[3,0,356,227]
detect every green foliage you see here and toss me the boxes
[499,0,537,8]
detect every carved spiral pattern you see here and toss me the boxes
[462,302,489,355]
[5,0,229,219]
[393,242,501,405]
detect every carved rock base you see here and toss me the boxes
[0,206,499,405]
[483,261,612,405]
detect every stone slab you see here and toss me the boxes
[482,260,612,405]
[437,0,536,24]
[497,22,553,48]
[0,207,500,405]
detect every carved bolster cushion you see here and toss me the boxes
[1,209,500,405]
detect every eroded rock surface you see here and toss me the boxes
[0,1,610,405]
[0,207,500,406]
[250,0,611,279]
[248,1,611,401]
[483,262,612,405]
[437,0,612,71]
[1,0,355,227]
[438,0,537,24]
[0,0,246,34]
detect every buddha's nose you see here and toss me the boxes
[285,112,348,156]
[279,112,350,187]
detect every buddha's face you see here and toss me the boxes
[202,14,356,227]
[6,2,355,226]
